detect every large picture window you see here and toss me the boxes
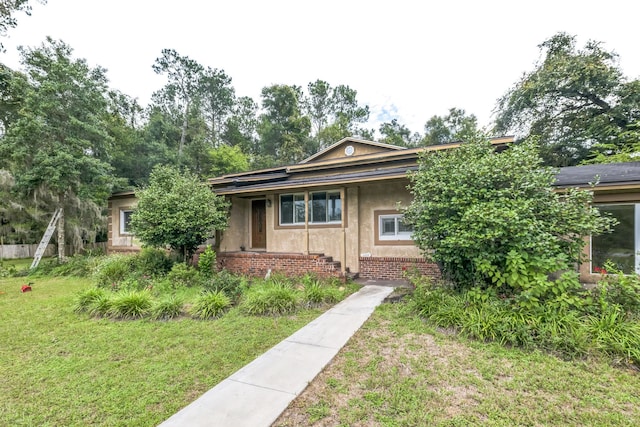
[378,213,413,241]
[279,191,342,226]
[120,209,133,235]
[592,204,639,274]
[310,191,342,223]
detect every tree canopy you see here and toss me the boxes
[130,165,229,260]
[495,33,640,166]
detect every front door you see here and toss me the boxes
[251,199,266,249]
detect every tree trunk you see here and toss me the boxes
[57,208,65,261]
[179,100,189,157]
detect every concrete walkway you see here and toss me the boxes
[159,285,394,427]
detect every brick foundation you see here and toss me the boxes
[217,252,342,278]
[359,256,441,280]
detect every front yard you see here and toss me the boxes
[0,275,325,426]
[275,303,640,426]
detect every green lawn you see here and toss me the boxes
[0,276,325,426]
[275,303,640,426]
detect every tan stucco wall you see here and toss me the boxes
[357,180,421,259]
[219,197,250,252]
[108,196,140,250]
[315,141,397,162]
[218,179,422,274]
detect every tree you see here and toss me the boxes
[130,165,229,261]
[199,67,235,146]
[404,134,614,299]
[379,119,421,147]
[0,1,45,51]
[257,84,311,165]
[494,33,640,166]
[152,49,204,158]
[422,108,478,146]
[222,95,258,155]
[0,38,114,258]
[303,80,370,148]
[208,144,249,177]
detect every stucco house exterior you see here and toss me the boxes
[107,137,640,282]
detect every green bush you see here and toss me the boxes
[151,295,184,320]
[191,291,231,319]
[202,269,247,303]
[73,287,108,313]
[197,245,217,278]
[93,255,134,288]
[132,247,173,277]
[0,260,17,278]
[109,290,153,319]
[240,282,299,316]
[591,264,640,316]
[167,263,202,287]
[52,254,103,277]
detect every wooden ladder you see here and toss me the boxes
[30,208,62,270]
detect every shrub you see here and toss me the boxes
[93,255,134,288]
[51,254,102,277]
[73,287,107,313]
[0,261,17,278]
[167,263,202,287]
[197,245,217,278]
[591,264,640,316]
[109,290,153,319]
[240,282,299,316]
[404,137,615,294]
[151,295,184,320]
[191,291,231,319]
[202,269,247,303]
[133,247,173,277]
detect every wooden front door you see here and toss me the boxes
[251,199,266,249]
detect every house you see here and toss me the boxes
[205,136,511,280]
[554,161,640,282]
[107,136,639,282]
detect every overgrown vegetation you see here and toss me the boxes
[405,136,614,299]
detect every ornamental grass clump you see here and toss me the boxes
[109,290,153,319]
[87,292,113,317]
[93,255,134,288]
[190,290,231,319]
[151,295,184,320]
[73,287,108,313]
[302,275,343,307]
[240,281,299,316]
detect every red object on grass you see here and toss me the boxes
[21,285,32,292]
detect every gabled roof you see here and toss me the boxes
[299,137,405,164]
[554,162,640,189]
[208,136,514,196]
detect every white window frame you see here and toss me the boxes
[120,209,134,235]
[378,214,413,241]
[309,191,342,224]
[590,203,640,274]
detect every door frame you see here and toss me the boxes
[250,198,267,250]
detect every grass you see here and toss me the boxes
[275,302,640,426]
[0,276,326,426]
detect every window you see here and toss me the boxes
[279,193,305,225]
[279,191,342,226]
[378,213,413,241]
[310,191,341,223]
[120,209,133,235]
[592,204,639,274]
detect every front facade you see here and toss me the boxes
[108,137,640,283]
[207,137,511,279]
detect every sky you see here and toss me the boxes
[2,0,640,136]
